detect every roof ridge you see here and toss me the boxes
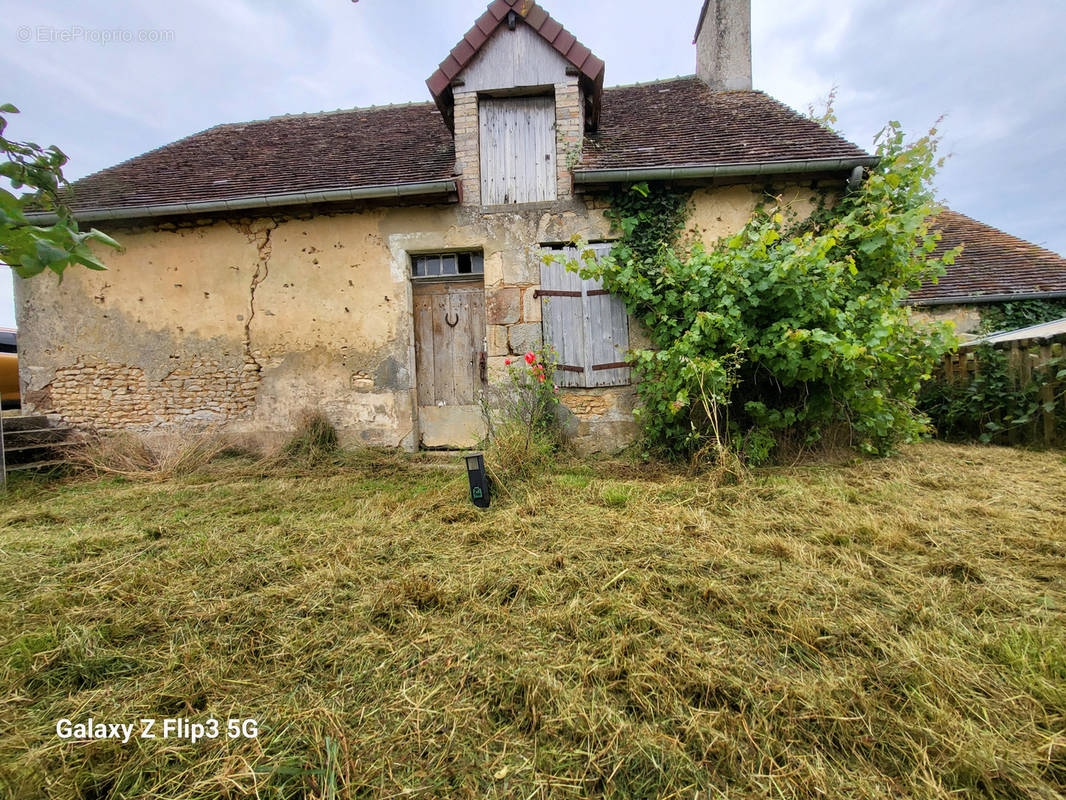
[603,75,696,91]
[262,99,436,123]
[601,74,764,94]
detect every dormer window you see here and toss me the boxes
[479,95,557,204]
[426,3,604,208]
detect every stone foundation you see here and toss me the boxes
[558,386,641,455]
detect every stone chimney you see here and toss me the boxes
[694,0,752,91]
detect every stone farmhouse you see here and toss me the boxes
[17,0,881,453]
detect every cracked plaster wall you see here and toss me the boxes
[15,183,830,453]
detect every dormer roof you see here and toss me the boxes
[426,0,605,130]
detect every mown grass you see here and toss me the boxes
[0,443,1063,799]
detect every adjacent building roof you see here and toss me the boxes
[427,0,605,129]
[911,210,1066,305]
[50,77,872,221]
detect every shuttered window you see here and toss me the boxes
[479,96,557,205]
[538,243,630,388]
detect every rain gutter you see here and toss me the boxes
[572,156,880,185]
[905,290,1066,307]
[22,180,459,224]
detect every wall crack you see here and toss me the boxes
[231,219,277,375]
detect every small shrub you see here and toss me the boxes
[732,427,776,467]
[280,410,339,463]
[482,348,562,485]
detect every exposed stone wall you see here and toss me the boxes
[486,286,542,359]
[559,387,640,455]
[909,304,983,335]
[453,90,481,207]
[554,76,584,200]
[47,358,259,428]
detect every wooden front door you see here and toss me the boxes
[413,280,487,448]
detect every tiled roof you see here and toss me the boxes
[579,77,871,171]
[911,210,1066,304]
[427,0,604,128]
[56,78,873,219]
[59,103,456,215]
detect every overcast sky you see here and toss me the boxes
[2,0,1064,329]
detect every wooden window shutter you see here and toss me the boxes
[538,244,630,388]
[479,97,557,205]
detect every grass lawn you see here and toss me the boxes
[0,443,1063,799]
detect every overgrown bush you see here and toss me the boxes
[919,344,1066,445]
[280,410,339,463]
[481,348,561,482]
[561,122,958,461]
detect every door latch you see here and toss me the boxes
[479,350,487,383]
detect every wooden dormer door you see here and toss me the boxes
[413,278,487,448]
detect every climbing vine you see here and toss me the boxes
[603,183,688,265]
[565,121,959,461]
[978,299,1066,334]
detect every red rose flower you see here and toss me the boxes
[524,352,535,365]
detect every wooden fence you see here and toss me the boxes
[941,333,1065,445]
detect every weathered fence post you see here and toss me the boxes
[1039,342,1055,445]
[0,410,6,492]
[1008,342,1021,387]
[1007,342,1020,445]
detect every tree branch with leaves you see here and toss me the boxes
[1,103,120,279]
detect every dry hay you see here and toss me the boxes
[0,442,1063,798]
